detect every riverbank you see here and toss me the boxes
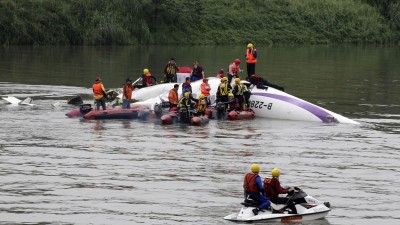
[1,0,399,45]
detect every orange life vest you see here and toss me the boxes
[168,89,179,104]
[246,48,257,64]
[93,82,105,99]
[200,83,211,96]
[243,173,259,193]
[122,84,134,99]
[230,62,239,76]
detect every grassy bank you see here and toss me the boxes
[0,0,399,45]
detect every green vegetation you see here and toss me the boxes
[0,0,399,45]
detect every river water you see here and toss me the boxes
[0,46,399,225]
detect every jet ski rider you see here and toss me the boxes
[264,168,298,214]
[243,164,271,215]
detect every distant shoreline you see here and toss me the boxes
[1,0,399,46]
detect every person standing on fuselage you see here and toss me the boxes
[142,68,157,87]
[164,58,179,83]
[246,43,257,80]
[228,59,242,85]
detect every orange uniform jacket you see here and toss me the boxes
[168,89,179,104]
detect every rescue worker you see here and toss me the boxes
[243,164,271,216]
[227,93,240,111]
[122,78,134,109]
[216,77,230,104]
[182,77,192,97]
[142,68,157,87]
[168,84,179,109]
[191,60,205,82]
[243,82,251,110]
[245,43,257,80]
[196,94,207,116]
[92,76,107,110]
[232,78,247,110]
[178,92,196,121]
[178,92,195,111]
[200,78,211,105]
[249,74,284,92]
[164,58,179,83]
[264,168,297,214]
[228,59,242,86]
[216,69,225,78]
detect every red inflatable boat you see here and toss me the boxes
[66,104,148,120]
[227,109,255,120]
[160,108,210,126]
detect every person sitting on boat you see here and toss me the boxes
[264,168,297,214]
[228,59,242,85]
[249,74,284,92]
[168,84,179,109]
[190,60,205,82]
[182,77,192,97]
[216,69,225,78]
[122,78,134,109]
[232,78,247,110]
[92,76,107,110]
[196,94,207,116]
[227,93,240,112]
[142,68,157,87]
[200,78,211,105]
[216,77,230,104]
[164,58,179,83]
[244,164,271,216]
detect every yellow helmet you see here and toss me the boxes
[251,164,260,173]
[143,68,149,74]
[228,93,234,97]
[272,168,280,177]
[199,94,205,99]
[235,78,241,83]
[247,43,253,48]
[221,77,228,82]
[184,92,190,98]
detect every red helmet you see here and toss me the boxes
[219,69,224,73]
[234,59,241,65]
[203,78,208,82]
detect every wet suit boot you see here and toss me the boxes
[252,208,259,215]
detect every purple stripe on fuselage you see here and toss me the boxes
[251,92,330,122]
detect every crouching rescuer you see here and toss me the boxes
[243,164,271,215]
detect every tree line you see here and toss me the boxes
[0,0,399,45]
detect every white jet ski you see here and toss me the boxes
[128,77,358,124]
[224,188,331,223]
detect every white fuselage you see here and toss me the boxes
[130,77,359,124]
